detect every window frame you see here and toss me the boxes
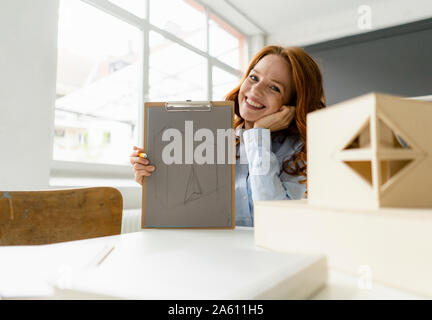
[52,0,247,179]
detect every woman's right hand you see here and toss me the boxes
[129,146,156,185]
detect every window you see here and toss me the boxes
[212,66,241,100]
[149,31,207,101]
[209,13,246,70]
[54,0,245,171]
[150,0,206,52]
[55,0,141,165]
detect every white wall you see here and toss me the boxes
[267,0,432,46]
[0,0,59,190]
[202,0,432,47]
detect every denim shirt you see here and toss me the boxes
[235,128,306,227]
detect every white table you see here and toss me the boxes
[0,225,422,300]
[0,227,327,300]
[120,209,425,300]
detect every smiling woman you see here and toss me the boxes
[238,54,294,126]
[226,45,326,184]
[130,45,326,227]
[223,45,326,225]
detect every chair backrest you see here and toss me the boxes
[0,187,123,245]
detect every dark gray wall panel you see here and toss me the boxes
[304,19,432,106]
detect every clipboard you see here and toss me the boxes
[142,100,235,229]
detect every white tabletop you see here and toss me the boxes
[0,226,422,300]
[0,227,327,300]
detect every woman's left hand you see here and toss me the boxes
[253,105,295,132]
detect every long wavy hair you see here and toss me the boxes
[225,45,326,187]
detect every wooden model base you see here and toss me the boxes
[254,200,432,298]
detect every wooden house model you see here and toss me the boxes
[307,93,432,209]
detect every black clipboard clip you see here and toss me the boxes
[165,100,212,112]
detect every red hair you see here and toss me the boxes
[225,46,326,187]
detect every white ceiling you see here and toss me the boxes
[199,0,432,46]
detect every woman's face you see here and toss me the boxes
[238,54,293,123]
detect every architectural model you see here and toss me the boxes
[307,93,432,209]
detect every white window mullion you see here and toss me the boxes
[212,57,242,78]
[51,160,133,177]
[82,0,145,30]
[205,7,212,101]
[139,0,150,148]
[147,23,208,59]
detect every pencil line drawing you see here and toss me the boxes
[184,165,203,203]
[151,124,222,208]
[182,138,222,205]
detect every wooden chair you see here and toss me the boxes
[0,187,123,245]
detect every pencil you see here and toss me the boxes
[138,153,147,159]
[96,245,115,266]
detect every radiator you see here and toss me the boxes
[121,209,142,234]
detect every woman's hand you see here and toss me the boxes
[253,105,295,132]
[129,146,155,185]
